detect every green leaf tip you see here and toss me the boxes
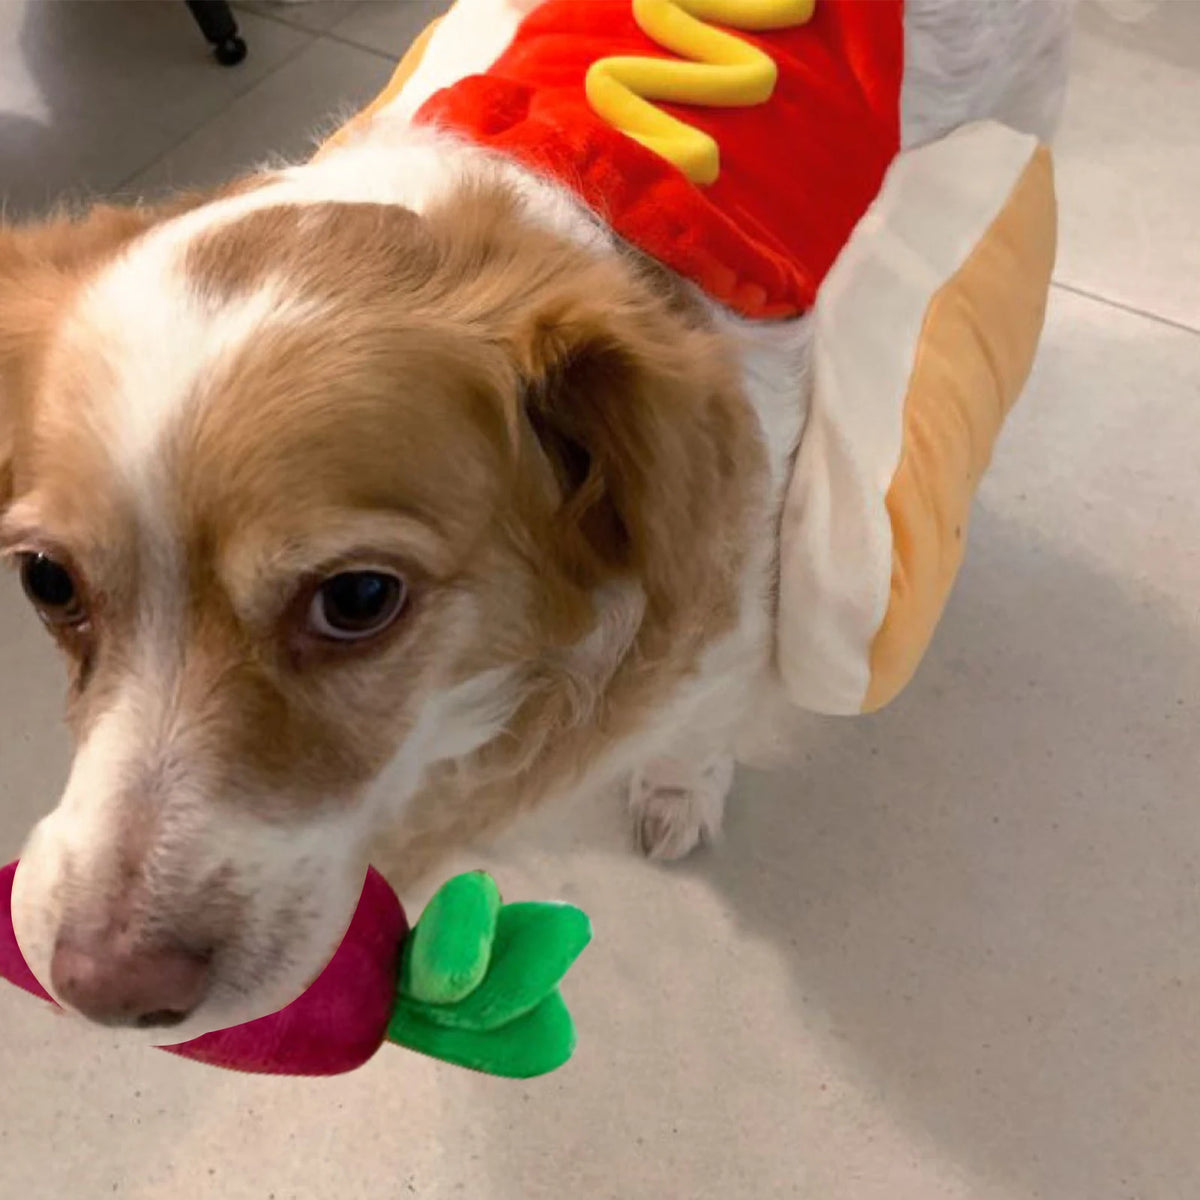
[388,989,577,1079]
[389,877,591,1079]
[402,901,591,1032]
[402,871,502,1005]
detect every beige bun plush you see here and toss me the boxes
[777,121,1057,714]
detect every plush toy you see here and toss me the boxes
[318,0,1057,717]
[0,861,590,1078]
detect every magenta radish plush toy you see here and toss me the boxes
[0,860,589,1078]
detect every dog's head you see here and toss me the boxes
[0,181,744,1039]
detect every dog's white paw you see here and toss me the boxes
[628,753,734,861]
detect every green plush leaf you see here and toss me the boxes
[402,871,501,1005]
[388,988,577,1078]
[402,901,591,1032]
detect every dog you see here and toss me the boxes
[0,0,1075,1041]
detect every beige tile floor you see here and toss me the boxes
[1,2,1199,1197]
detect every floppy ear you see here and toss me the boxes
[420,184,765,629]
[0,223,59,510]
[508,258,763,620]
[0,401,11,508]
[0,197,223,509]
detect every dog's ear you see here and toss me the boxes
[1,205,151,508]
[421,184,762,624]
[507,257,758,619]
[0,195,229,509]
[0,407,11,509]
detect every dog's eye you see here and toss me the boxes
[308,570,406,642]
[20,554,87,627]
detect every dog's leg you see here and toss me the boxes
[629,749,735,861]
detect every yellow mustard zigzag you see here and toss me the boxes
[585,0,815,186]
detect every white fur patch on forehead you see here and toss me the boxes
[70,246,315,491]
[57,129,482,498]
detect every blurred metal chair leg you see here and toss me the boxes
[184,0,248,66]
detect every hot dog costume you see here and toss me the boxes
[324,0,1057,715]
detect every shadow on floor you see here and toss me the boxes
[1083,0,1200,72]
[686,502,1200,1198]
[1,1,272,219]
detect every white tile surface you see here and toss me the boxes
[3,4,1200,1199]
[330,0,455,57]
[240,0,368,35]
[1054,0,1200,328]
[124,36,396,198]
[241,0,449,53]
[0,0,310,218]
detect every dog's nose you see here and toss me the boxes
[50,935,212,1029]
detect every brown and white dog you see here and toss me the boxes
[0,0,1074,1041]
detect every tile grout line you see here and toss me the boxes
[1051,281,1200,338]
[287,29,399,61]
[109,31,321,196]
[231,4,402,62]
